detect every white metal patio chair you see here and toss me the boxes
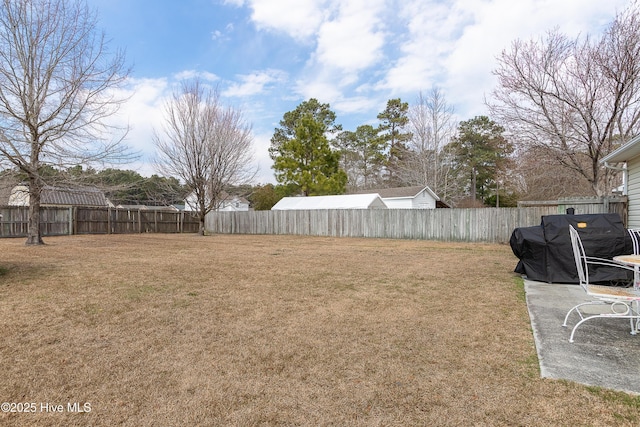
[628,228,640,254]
[563,225,640,343]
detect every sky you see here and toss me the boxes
[86,0,632,184]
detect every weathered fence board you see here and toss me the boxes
[0,206,72,237]
[205,206,610,243]
[1,197,624,242]
[0,206,199,237]
[204,196,627,243]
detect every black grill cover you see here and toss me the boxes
[510,213,633,283]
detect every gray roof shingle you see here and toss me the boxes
[351,185,426,198]
[41,185,108,206]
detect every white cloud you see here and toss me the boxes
[377,0,631,119]
[253,0,388,119]
[222,69,287,98]
[234,0,388,115]
[314,0,386,73]
[173,70,219,82]
[332,96,380,116]
[377,0,472,95]
[211,30,223,40]
[293,77,342,104]
[251,131,276,184]
[211,23,235,41]
[223,0,245,6]
[113,78,169,159]
[242,0,331,40]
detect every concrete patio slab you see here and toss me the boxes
[524,279,640,395]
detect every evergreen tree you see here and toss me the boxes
[377,98,412,187]
[249,184,282,210]
[269,100,346,196]
[447,116,513,204]
[334,125,386,191]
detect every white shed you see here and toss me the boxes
[601,135,640,227]
[271,194,388,210]
[184,191,250,212]
[352,186,440,209]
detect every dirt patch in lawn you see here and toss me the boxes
[0,233,638,426]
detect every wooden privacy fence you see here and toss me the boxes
[204,207,550,243]
[0,206,199,237]
[206,197,627,243]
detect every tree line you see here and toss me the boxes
[0,166,186,206]
[266,94,516,209]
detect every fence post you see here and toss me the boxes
[68,207,73,235]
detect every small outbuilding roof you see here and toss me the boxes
[116,204,178,212]
[41,185,108,206]
[271,194,388,210]
[8,184,108,207]
[352,185,440,201]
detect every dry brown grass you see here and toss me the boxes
[0,233,638,426]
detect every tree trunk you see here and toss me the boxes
[198,211,205,236]
[26,177,44,245]
[471,168,477,202]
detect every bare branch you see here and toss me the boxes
[154,79,256,235]
[403,87,457,199]
[0,0,132,244]
[489,3,640,196]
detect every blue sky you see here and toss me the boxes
[87,0,631,184]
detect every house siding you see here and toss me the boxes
[272,194,387,210]
[415,191,436,209]
[382,190,437,209]
[628,156,640,228]
[218,200,250,212]
[382,198,410,209]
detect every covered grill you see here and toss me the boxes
[510,213,633,283]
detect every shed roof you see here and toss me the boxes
[116,204,178,211]
[9,184,109,207]
[271,194,388,210]
[41,185,108,206]
[352,185,440,200]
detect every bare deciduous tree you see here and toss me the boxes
[489,3,640,196]
[404,88,456,200]
[0,0,131,245]
[516,146,594,200]
[154,79,255,235]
